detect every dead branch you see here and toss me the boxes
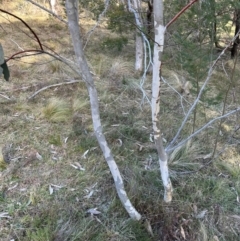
[166,30,240,152]
[26,0,67,24]
[27,80,82,100]
[0,93,12,100]
[0,8,43,50]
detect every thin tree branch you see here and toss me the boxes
[165,0,199,29]
[167,107,240,152]
[10,39,24,51]
[0,93,12,100]
[0,9,43,50]
[6,44,91,87]
[27,80,82,100]
[25,0,67,24]
[84,0,110,49]
[166,31,240,152]
[6,50,43,62]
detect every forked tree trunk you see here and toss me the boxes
[152,0,172,202]
[65,0,141,220]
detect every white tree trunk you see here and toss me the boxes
[49,0,58,15]
[128,0,144,72]
[65,0,141,220]
[135,32,144,71]
[152,0,173,202]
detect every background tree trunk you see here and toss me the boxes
[65,0,141,220]
[231,8,240,58]
[128,0,144,72]
[49,0,58,15]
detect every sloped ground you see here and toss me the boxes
[0,1,240,241]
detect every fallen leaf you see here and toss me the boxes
[84,190,94,199]
[144,219,154,237]
[213,236,220,241]
[136,143,144,151]
[144,155,152,170]
[50,184,65,190]
[81,149,89,159]
[203,153,212,159]
[193,204,198,214]
[149,134,154,142]
[70,162,85,171]
[36,152,43,161]
[196,209,207,219]
[49,185,54,195]
[162,137,167,143]
[51,156,58,161]
[117,139,122,146]
[87,208,101,215]
[0,212,11,219]
[180,225,186,240]
[8,183,18,191]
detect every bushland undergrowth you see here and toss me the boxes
[0,1,239,241]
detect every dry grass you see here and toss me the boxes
[0,2,240,241]
[42,97,72,122]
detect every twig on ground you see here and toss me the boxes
[0,93,12,100]
[27,80,82,100]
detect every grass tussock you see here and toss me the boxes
[42,97,72,122]
[169,140,202,172]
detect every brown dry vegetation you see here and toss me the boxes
[0,1,240,241]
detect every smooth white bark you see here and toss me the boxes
[128,0,144,71]
[135,32,144,71]
[49,0,57,15]
[152,0,172,202]
[66,0,141,220]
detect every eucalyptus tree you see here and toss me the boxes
[127,0,144,72]
[231,3,240,58]
[65,0,141,220]
[151,0,173,202]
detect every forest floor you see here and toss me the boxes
[0,1,240,241]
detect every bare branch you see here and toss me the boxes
[161,76,191,115]
[0,93,12,100]
[166,31,240,152]
[83,0,110,49]
[128,0,153,105]
[10,39,24,51]
[27,80,82,100]
[165,0,199,29]
[25,0,67,24]
[0,8,43,50]
[167,107,240,152]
